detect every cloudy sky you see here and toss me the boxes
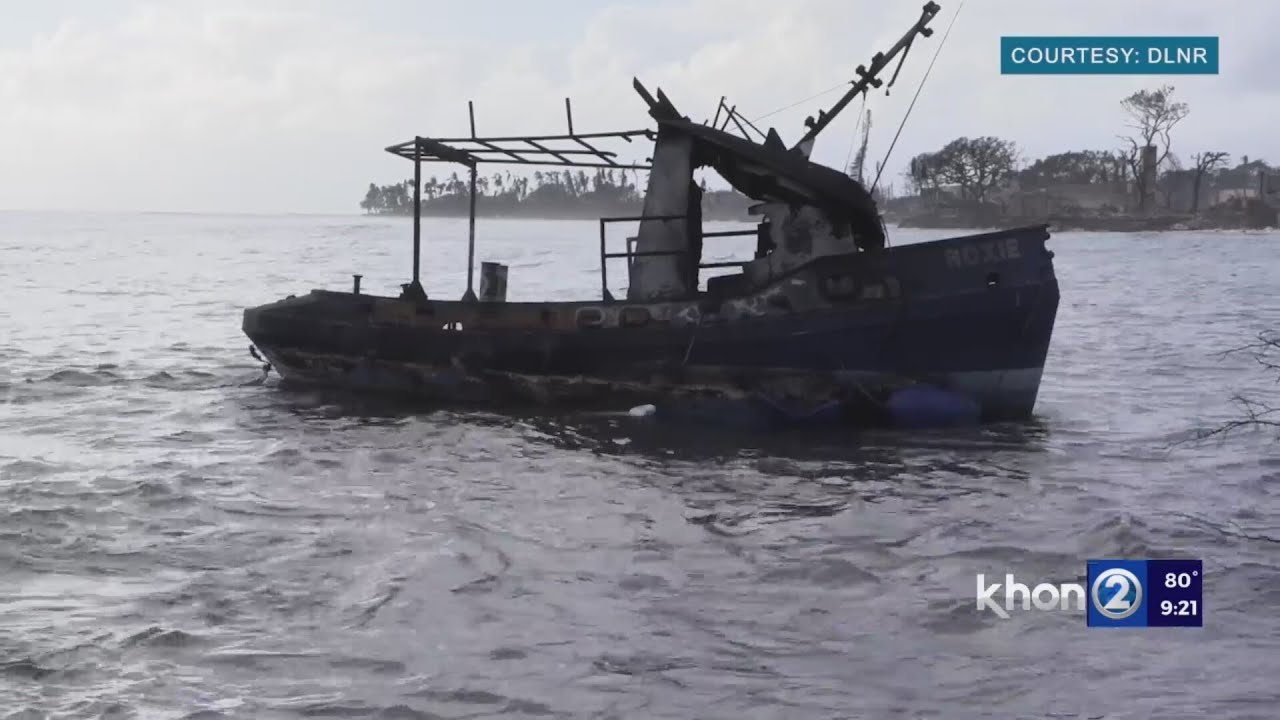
[1,0,1275,214]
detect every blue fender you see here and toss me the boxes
[886,385,981,429]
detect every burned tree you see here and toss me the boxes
[906,150,943,197]
[904,137,1017,205]
[1119,86,1190,212]
[1016,150,1123,189]
[1196,332,1280,442]
[1189,151,1230,213]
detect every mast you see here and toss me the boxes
[791,1,940,154]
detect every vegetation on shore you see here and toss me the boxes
[360,86,1275,230]
[360,167,752,221]
[893,86,1277,229]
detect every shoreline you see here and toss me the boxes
[370,210,1275,233]
[362,207,754,223]
[890,216,1276,233]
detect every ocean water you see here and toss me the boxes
[1,211,1278,719]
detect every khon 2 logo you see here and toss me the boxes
[1087,559,1148,627]
[1090,566,1143,621]
[976,559,1203,627]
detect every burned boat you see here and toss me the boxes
[243,2,1059,425]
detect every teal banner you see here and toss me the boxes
[1000,36,1218,75]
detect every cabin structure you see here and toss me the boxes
[383,1,940,308]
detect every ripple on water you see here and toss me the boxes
[1,217,1278,717]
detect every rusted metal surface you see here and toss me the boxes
[254,345,913,417]
[247,226,1050,336]
[628,128,696,302]
[384,131,654,170]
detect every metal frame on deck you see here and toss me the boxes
[708,97,767,142]
[386,99,660,301]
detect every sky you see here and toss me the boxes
[1,0,1277,214]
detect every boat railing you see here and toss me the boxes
[598,214,756,301]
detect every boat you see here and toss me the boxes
[242,1,1060,426]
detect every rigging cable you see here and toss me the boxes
[871,0,965,194]
[752,81,850,123]
[842,93,870,178]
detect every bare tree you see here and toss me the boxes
[1193,332,1280,442]
[1189,151,1230,213]
[1118,86,1190,212]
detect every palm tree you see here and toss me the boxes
[360,183,381,213]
